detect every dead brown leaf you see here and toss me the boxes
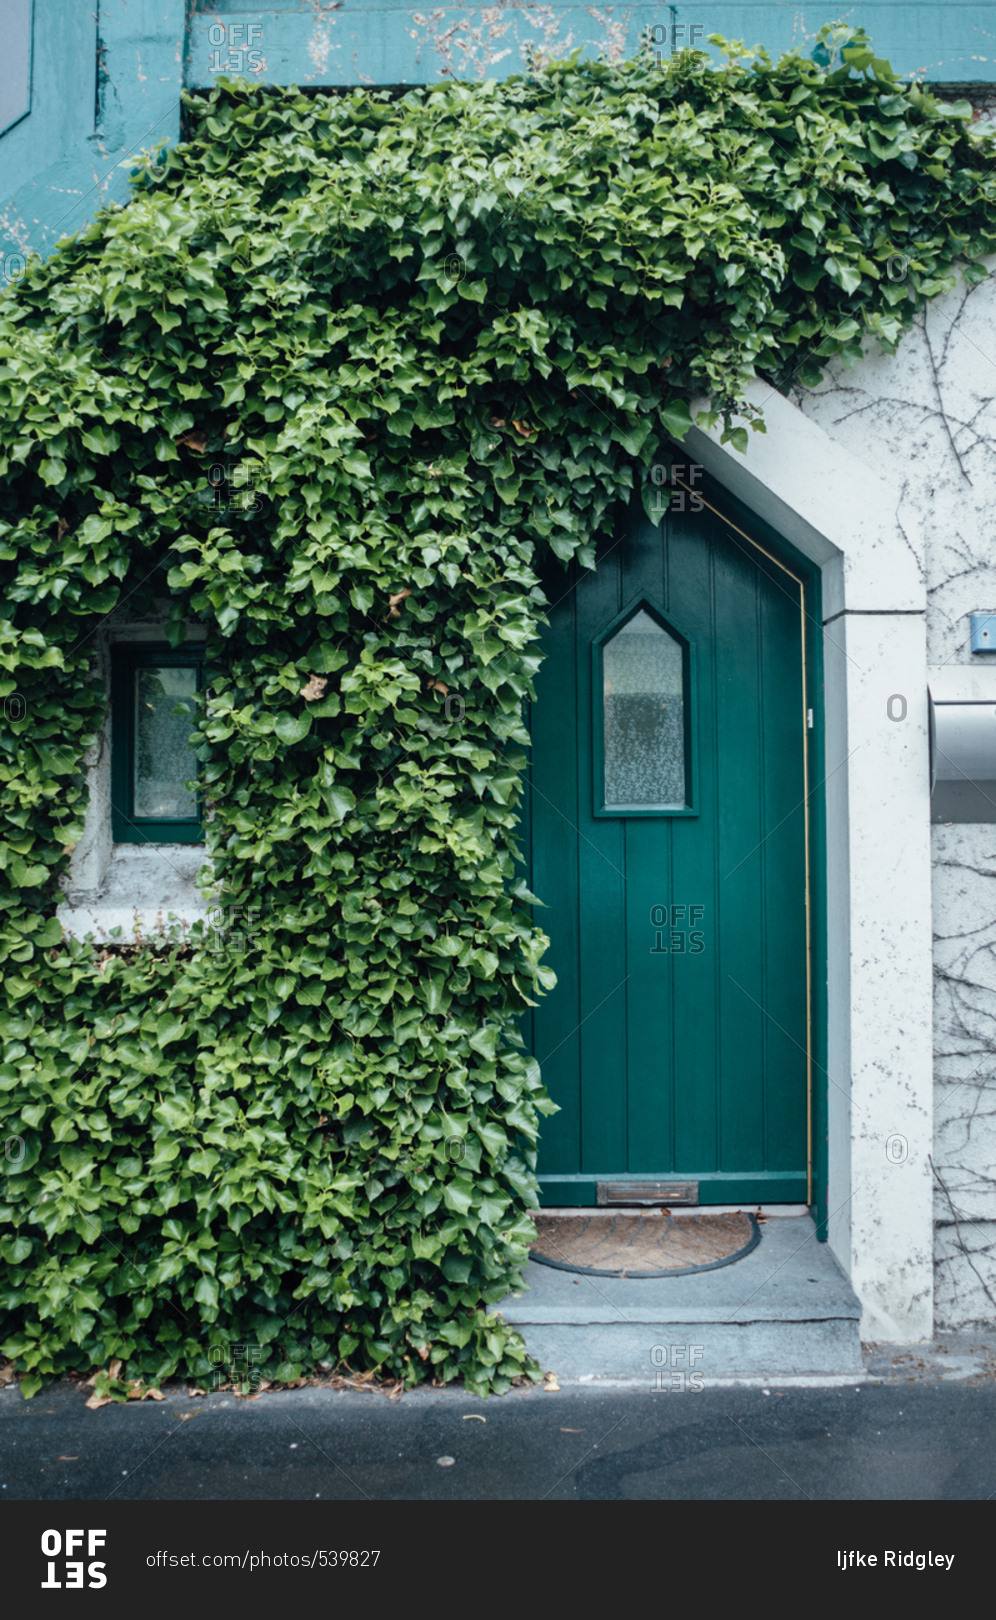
[426,678,449,697]
[385,587,411,620]
[462,1413,486,1422]
[0,1362,14,1387]
[176,431,208,454]
[543,1376,561,1392]
[488,415,506,428]
[84,1394,114,1411]
[57,1455,79,1461]
[109,1359,123,1379]
[179,1413,198,1421]
[299,674,328,702]
[56,517,69,541]
[511,419,534,437]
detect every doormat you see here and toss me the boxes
[528,1210,761,1277]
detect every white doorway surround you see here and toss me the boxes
[685,381,934,1343]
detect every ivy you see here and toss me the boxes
[1,30,994,1397]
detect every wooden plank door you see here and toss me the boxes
[523,481,813,1205]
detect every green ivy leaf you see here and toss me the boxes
[274,711,312,745]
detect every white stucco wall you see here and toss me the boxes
[795,264,996,1330]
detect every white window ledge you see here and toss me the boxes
[58,843,213,943]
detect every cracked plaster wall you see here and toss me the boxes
[791,249,996,1327]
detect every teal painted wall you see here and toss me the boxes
[1,1,183,275]
[184,3,996,93]
[2,1,995,268]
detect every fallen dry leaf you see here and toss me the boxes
[84,1395,114,1410]
[426,678,449,697]
[385,587,411,620]
[176,431,208,454]
[462,1414,486,1422]
[179,1413,198,1421]
[109,1359,123,1380]
[57,1455,79,1461]
[236,1379,272,1401]
[543,1377,561,1393]
[560,1427,583,1433]
[299,674,328,702]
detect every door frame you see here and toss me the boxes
[683,384,934,1344]
[527,466,828,1217]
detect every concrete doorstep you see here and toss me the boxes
[491,1215,864,1380]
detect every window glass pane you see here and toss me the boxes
[603,610,686,808]
[133,666,198,819]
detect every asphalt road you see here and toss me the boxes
[3,1377,995,1501]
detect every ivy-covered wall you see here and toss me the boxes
[5,3,996,274]
[2,38,995,1396]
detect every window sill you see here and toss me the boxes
[58,842,213,943]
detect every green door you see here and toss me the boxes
[523,478,817,1206]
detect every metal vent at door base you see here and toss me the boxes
[597,1180,699,1207]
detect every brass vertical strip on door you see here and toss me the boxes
[675,478,814,1204]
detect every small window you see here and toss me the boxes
[110,645,204,843]
[596,604,692,815]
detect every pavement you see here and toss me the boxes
[3,1333,996,1501]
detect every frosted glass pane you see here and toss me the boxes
[603,610,686,808]
[133,666,198,819]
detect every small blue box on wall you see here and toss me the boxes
[970,614,996,653]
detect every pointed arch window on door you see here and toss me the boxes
[597,605,692,815]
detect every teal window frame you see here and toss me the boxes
[592,597,696,818]
[110,643,204,844]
